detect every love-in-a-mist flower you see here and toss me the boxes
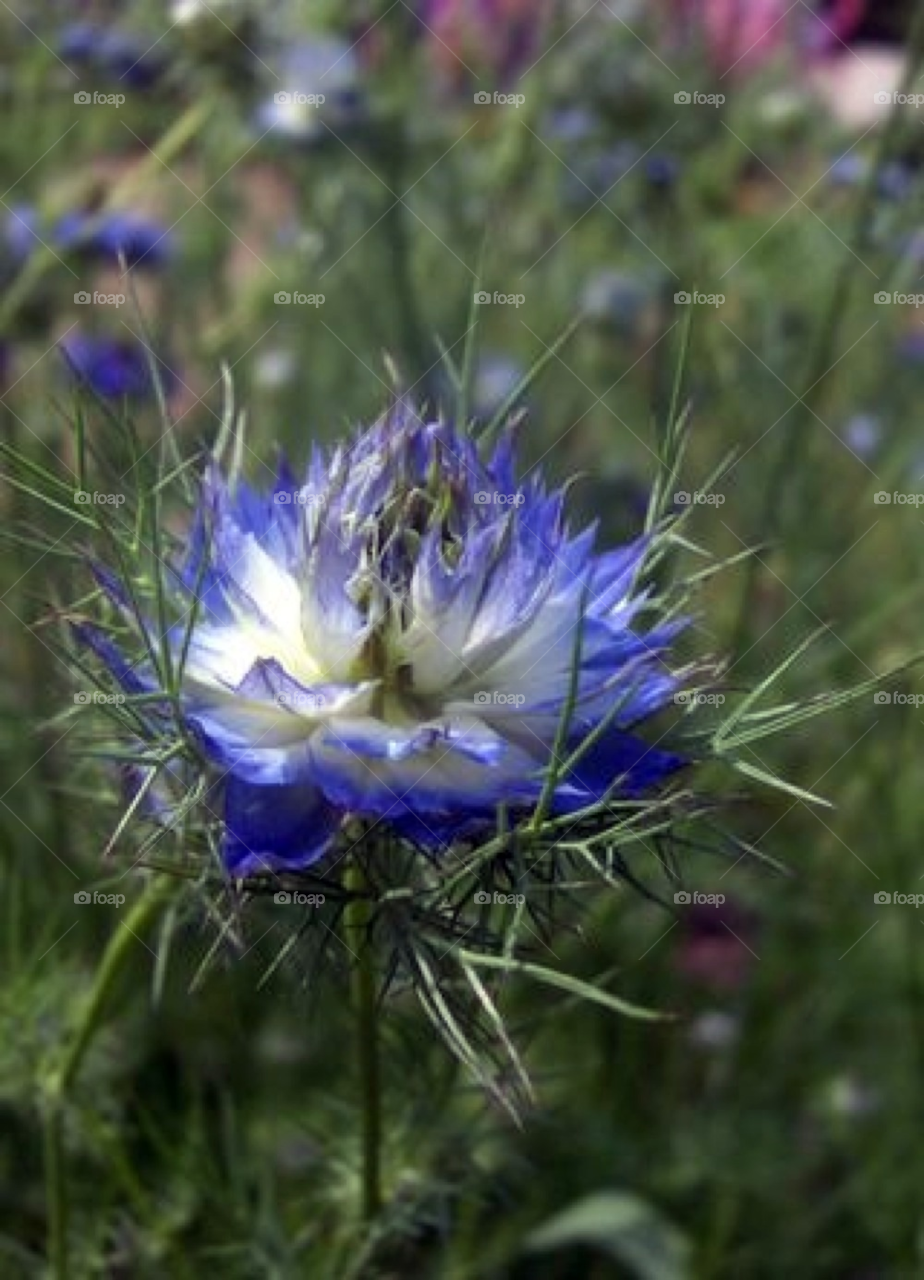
[78,406,685,876]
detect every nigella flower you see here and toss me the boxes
[77,406,686,877]
[54,210,171,270]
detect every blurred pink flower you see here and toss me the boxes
[670,0,866,77]
[673,898,760,992]
[418,0,553,86]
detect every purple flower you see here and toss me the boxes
[54,211,172,270]
[58,23,167,88]
[76,405,686,876]
[60,334,171,399]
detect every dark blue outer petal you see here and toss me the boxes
[562,725,685,803]
[222,777,340,876]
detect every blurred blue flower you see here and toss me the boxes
[60,334,169,399]
[840,413,882,459]
[543,106,600,145]
[58,24,167,88]
[877,161,914,202]
[4,205,42,262]
[78,408,685,875]
[645,155,680,188]
[255,38,365,143]
[828,153,869,187]
[54,211,171,269]
[472,353,525,421]
[562,142,640,208]
[896,329,924,364]
[581,269,654,338]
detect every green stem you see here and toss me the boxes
[43,872,176,1279]
[731,0,924,654]
[344,860,382,1222]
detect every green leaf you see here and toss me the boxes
[525,1190,692,1280]
[456,950,668,1021]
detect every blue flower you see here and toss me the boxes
[60,334,170,399]
[78,408,684,876]
[645,155,680,188]
[4,204,43,262]
[255,38,366,144]
[58,24,167,88]
[54,210,171,269]
[581,269,655,338]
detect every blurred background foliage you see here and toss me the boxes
[2,0,924,1276]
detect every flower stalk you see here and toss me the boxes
[344,857,383,1222]
[42,873,176,1279]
